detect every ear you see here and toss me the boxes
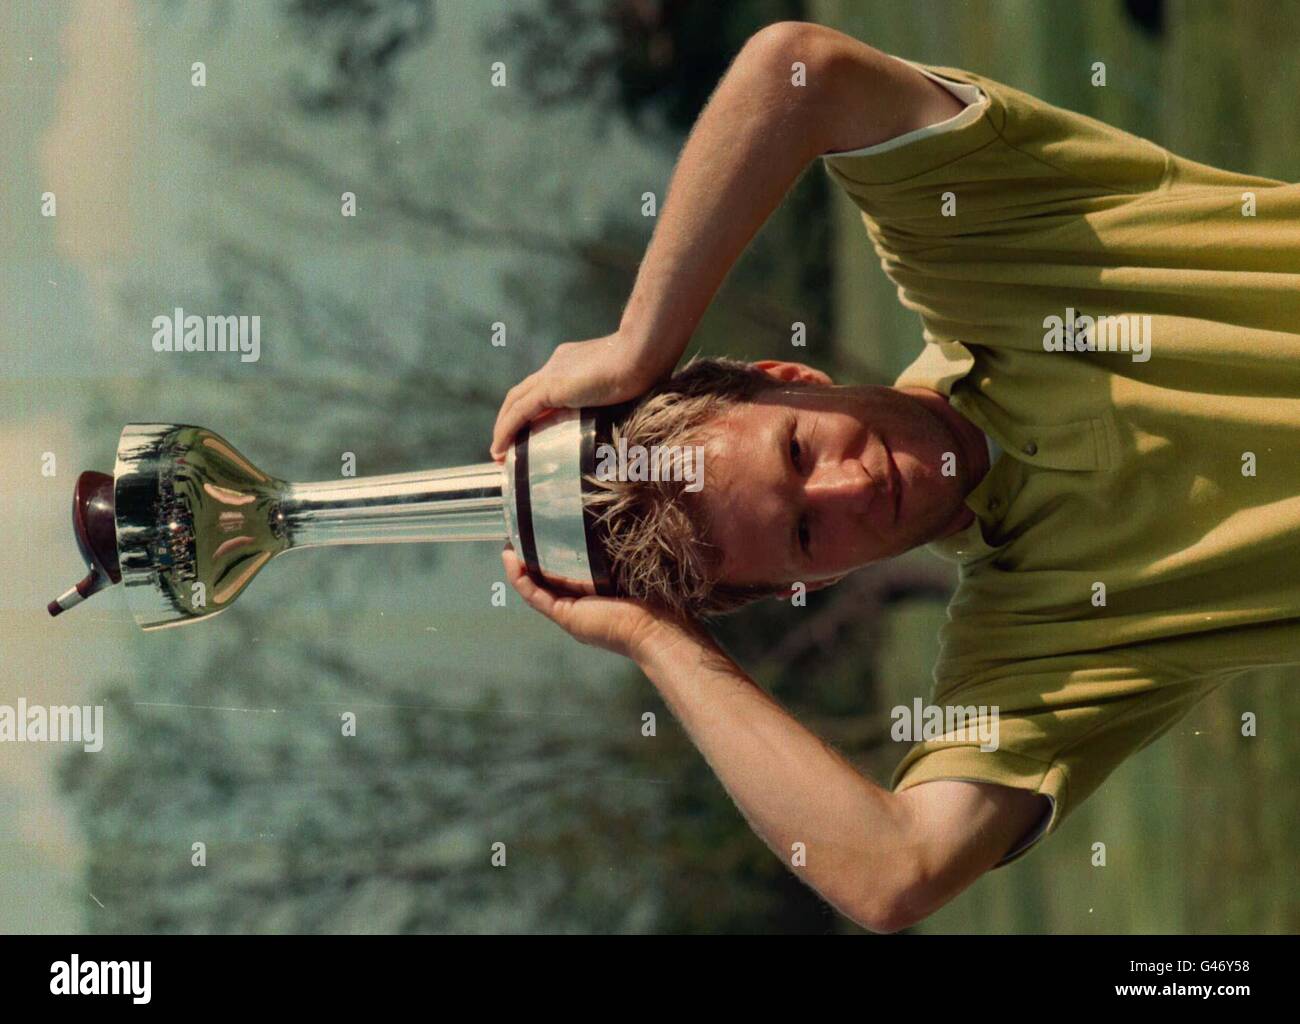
[752,360,834,387]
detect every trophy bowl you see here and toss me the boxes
[49,411,615,630]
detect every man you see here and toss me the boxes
[492,21,1300,931]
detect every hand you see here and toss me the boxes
[490,333,664,462]
[501,548,704,665]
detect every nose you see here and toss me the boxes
[804,459,875,514]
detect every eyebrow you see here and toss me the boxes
[716,410,801,585]
[775,412,804,573]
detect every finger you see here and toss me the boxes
[501,546,528,585]
[501,548,565,621]
[491,400,527,462]
[501,546,526,582]
[492,391,547,461]
[492,391,561,461]
[491,378,540,459]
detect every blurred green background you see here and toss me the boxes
[2,0,1296,933]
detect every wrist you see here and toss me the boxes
[631,617,716,675]
[615,321,683,385]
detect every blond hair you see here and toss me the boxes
[584,357,792,617]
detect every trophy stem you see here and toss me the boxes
[279,462,508,549]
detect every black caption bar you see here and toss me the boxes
[0,934,1290,1012]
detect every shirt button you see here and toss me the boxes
[1022,441,1038,456]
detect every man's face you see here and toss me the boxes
[694,366,974,588]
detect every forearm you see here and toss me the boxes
[618,23,835,372]
[636,628,917,929]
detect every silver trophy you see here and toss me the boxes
[48,411,615,630]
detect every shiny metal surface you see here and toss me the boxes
[280,465,507,548]
[521,410,597,593]
[114,424,287,631]
[502,444,523,562]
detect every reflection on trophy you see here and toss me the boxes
[48,412,615,630]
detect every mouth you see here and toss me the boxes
[884,443,901,525]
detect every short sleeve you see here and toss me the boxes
[820,63,1171,250]
[889,659,1226,864]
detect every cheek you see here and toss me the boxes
[895,447,932,479]
[895,447,949,496]
[820,410,870,453]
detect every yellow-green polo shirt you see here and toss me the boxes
[821,62,1300,862]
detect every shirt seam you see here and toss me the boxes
[990,120,1169,199]
[1048,668,1225,780]
[824,129,1005,190]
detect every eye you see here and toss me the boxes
[789,434,803,470]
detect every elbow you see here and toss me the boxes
[743,19,833,53]
[853,894,930,935]
[843,865,940,935]
[738,20,845,82]
[736,21,875,154]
